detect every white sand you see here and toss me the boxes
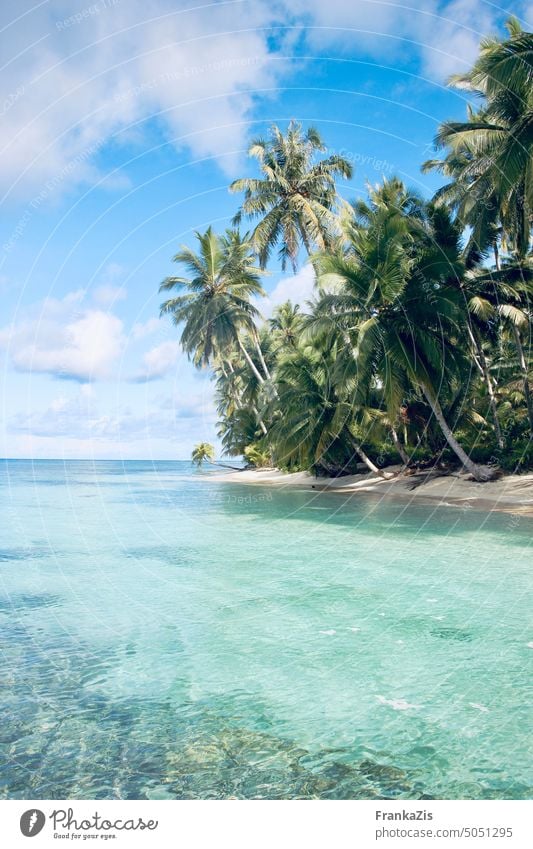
[211,466,533,515]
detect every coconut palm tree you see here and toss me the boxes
[309,179,497,480]
[267,341,363,473]
[467,259,533,435]
[191,443,215,466]
[191,441,242,470]
[425,17,533,259]
[268,300,305,352]
[160,227,274,438]
[230,121,353,270]
[159,227,270,383]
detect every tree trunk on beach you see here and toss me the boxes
[351,441,386,476]
[390,426,410,465]
[420,384,497,481]
[466,325,504,448]
[511,324,533,436]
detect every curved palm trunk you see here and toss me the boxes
[420,384,496,481]
[350,438,394,477]
[390,426,410,465]
[466,325,504,448]
[253,332,272,381]
[512,324,533,436]
[208,460,243,471]
[353,443,381,474]
[252,405,268,436]
[228,353,268,436]
[237,337,265,384]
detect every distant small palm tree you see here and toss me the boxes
[230,121,353,270]
[268,300,305,351]
[191,443,215,467]
[191,442,242,470]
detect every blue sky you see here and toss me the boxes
[1,0,530,459]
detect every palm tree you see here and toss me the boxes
[230,121,353,270]
[267,341,362,474]
[159,227,271,384]
[309,179,497,481]
[422,17,533,444]
[268,300,305,352]
[191,443,215,466]
[160,227,273,437]
[428,18,532,259]
[467,259,533,435]
[191,441,242,470]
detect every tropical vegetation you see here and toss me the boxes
[162,19,532,480]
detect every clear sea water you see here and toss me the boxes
[1,459,532,800]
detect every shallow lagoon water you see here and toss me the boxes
[1,459,532,799]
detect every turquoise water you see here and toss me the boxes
[1,459,532,800]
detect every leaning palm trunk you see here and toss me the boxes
[237,337,265,384]
[390,426,410,465]
[466,325,504,448]
[252,405,268,436]
[511,324,533,436]
[353,443,381,474]
[253,332,272,381]
[228,351,268,435]
[420,384,496,481]
[351,438,393,477]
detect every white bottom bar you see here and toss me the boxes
[1,799,531,848]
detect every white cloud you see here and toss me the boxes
[0,0,289,199]
[9,384,97,437]
[0,0,514,204]
[0,291,126,381]
[288,0,498,81]
[130,339,180,382]
[8,383,216,448]
[258,263,316,318]
[419,0,497,80]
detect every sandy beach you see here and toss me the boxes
[212,466,533,516]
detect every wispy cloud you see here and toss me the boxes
[258,263,316,318]
[0,0,289,200]
[1,0,523,204]
[129,340,180,383]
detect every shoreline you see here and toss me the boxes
[208,467,533,516]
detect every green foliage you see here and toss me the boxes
[243,444,271,468]
[498,440,533,473]
[158,58,533,478]
[191,443,215,467]
[230,121,352,270]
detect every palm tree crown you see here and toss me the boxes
[425,17,533,258]
[159,227,265,367]
[230,121,353,270]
